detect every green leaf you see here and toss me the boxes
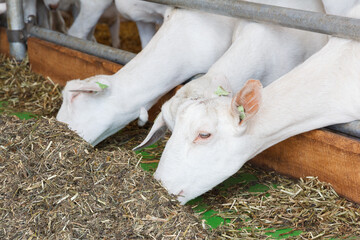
[238,105,246,120]
[96,82,109,89]
[215,86,230,96]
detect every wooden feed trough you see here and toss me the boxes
[1,26,360,205]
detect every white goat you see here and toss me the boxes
[56,9,238,146]
[136,0,360,204]
[67,0,117,46]
[67,0,166,49]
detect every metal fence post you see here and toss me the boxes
[6,0,26,61]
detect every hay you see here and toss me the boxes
[0,116,211,239]
[1,51,360,239]
[0,55,62,117]
[201,166,360,239]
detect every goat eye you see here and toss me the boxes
[193,132,212,143]
[199,132,211,139]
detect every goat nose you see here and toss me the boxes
[49,3,59,10]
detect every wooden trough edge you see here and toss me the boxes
[1,27,360,204]
[27,37,123,86]
[0,27,10,57]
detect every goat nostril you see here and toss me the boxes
[49,3,59,10]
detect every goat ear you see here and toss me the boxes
[133,112,168,151]
[68,81,109,93]
[66,80,110,103]
[231,79,263,124]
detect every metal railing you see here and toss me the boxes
[29,24,136,65]
[143,0,360,41]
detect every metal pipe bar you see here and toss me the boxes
[143,0,360,41]
[28,25,136,65]
[327,122,360,139]
[6,0,26,61]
